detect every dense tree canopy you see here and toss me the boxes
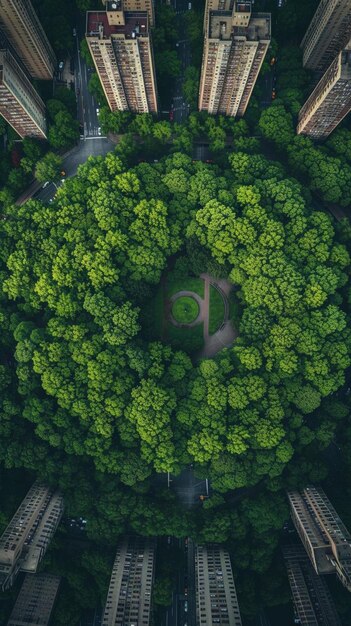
[0,150,349,494]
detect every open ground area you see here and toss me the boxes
[146,271,237,358]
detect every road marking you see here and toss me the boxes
[84,135,107,140]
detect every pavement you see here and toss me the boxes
[197,274,238,360]
[168,467,209,508]
[74,21,101,138]
[161,536,196,626]
[32,137,114,204]
[170,1,192,123]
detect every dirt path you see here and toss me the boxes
[169,291,204,327]
[197,273,238,360]
[202,275,210,337]
[165,273,238,359]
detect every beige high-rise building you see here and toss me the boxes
[0,49,47,139]
[199,1,271,117]
[301,0,351,74]
[0,482,64,590]
[283,544,341,626]
[0,0,56,79]
[288,486,351,593]
[7,573,61,626]
[297,46,351,140]
[86,2,158,113]
[102,536,155,626]
[195,544,242,626]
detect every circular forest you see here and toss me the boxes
[1,150,351,499]
[171,295,199,325]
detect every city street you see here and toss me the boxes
[168,467,209,508]
[74,19,101,137]
[172,39,191,123]
[33,137,114,203]
[161,537,195,626]
[170,0,192,123]
[74,20,101,138]
[157,468,209,626]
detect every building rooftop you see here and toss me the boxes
[209,11,270,41]
[209,13,232,40]
[86,10,149,38]
[243,13,271,40]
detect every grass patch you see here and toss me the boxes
[209,285,225,335]
[142,273,205,354]
[166,275,204,299]
[229,292,241,327]
[172,296,199,324]
[167,321,204,353]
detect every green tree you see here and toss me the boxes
[35,152,63,184]
[48,110,79,150]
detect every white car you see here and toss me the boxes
[98,127,101,136]
[96,107,100,115]
[42,181,50,188]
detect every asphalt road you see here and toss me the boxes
[74,29,101,138]
[170,0,192,123]
[158,468,209,626]
[161,537,194,626]
[169,467,209,508]
[261,70,274,108]
[33,137,114,203]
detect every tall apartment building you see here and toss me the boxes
[0,482,64,590]
[198,1,271,117]
[7,573,61,626]
[0,0,56,79]
[288,486,351,593]
[86,2,158,113]
[102,536,155,626]
[297,45,351,140]
[0,49,47,138]
[301,0,351,74]
[195,544,242,626]
[282,544,341,626]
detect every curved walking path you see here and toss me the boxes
[169,291,204,327]
[197,273,238,360]
[166,273,238,360]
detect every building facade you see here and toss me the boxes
[0,0,56,79]
[301,0,351,74]
[297,46,351,140]
[0,49,47,138]
[86,2,158,113]
[0,482,64,590]
[102,536,155,626]
[282,544,341,626]
[7,573,61,626]
[288,486,351,592]
[199,0,270,117]
[195,544,242,626]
